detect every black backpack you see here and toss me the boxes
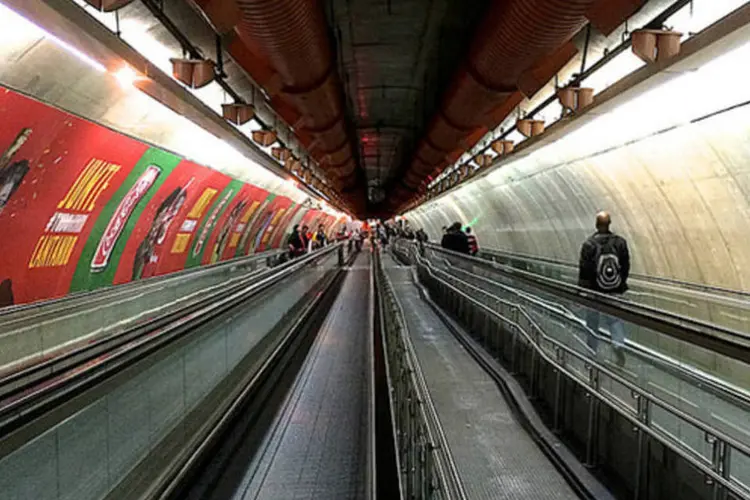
[592,234,623,292]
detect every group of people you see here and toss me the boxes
[439,222,479,256]
[287,224,329,258]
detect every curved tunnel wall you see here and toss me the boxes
[0,87,341,306]
[406,100,750,291]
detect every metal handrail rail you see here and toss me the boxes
[415,242,750,366]
[151,246,355,500]
[0,248,284,317]
[439,258,750,414]
[374,249,467,500]
[403,243,750,499]
[476,245,750,299]
[0,244,342,439]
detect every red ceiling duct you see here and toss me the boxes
[323,142,352,167]
[416,140,447,165]
[235,0,353,167]
[395,0,595,208]
[430,113,472,149]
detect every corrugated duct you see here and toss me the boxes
[235,0,356,186]
[394,0,595,209]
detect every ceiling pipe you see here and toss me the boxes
[394,0,596,205]
[234,0,356,183]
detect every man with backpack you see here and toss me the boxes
[578,212,630,365]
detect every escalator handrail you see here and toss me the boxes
[418,242,750,366]
[151,247,356,500]
[476,245,750,299]
[0,248,284,318]
[411,249,750,499]
[373,250,468,500]
[436,256,750,419]
[0,245,342,439]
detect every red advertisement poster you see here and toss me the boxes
[235,194,273,258]
[256,196,293,252]
[240,196,278,256]
[0,88,147,305]
[267,202,304,250]
[114,160,230,281]
[202,183,266,265]
[91,165,160,270]
[218,186,269,261]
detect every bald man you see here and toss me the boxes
[578,211,630,364]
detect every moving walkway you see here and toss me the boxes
[392,239,750,499]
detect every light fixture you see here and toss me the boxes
[0,3,106,72]
[112,65,142,88]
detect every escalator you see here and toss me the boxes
[0,244,378,500]
[380,253,611,500]
[186,252,374,500]
[392,239,750,500]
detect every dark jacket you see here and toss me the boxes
[288,230,306,256]
[578,231,630,294]
[441,230,470,254]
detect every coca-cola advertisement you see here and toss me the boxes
[91,165,161,271]
[0,86,324,306]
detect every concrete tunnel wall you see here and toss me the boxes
[406,100,750,292]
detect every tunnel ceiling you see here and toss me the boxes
[324,0,492,205]
[112,0,647,217]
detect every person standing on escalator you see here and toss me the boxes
[288,225,306,258]
[441,222,470,254]
[578,211,630,365]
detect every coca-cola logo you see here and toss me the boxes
[91,165,160,270]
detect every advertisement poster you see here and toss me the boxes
[203,183,266,265]
[112,160,227,282]
[267,202,304,250]
[240,195,276,256]
[69,149,182,292]
[0,86,333,306]
[0,88,148,304]
[185,179,243,268]
[233,194,270,258]
[213,185,264,262]
[255,196,293,253]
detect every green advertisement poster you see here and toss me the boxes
[184,179,243,268]
[69,148,181,292]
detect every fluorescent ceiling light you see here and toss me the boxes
[0,2,105,72]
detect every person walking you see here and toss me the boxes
[578,211,630,364]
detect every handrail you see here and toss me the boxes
[0,244,341,438]
[417,242,750,366]
[477,245,750,298]
[406,244,750,499]
[150,246,355,500]
[440,262,750,414]
[373,249,467,500]
[0,248,284,317]
[366,252,377,500]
